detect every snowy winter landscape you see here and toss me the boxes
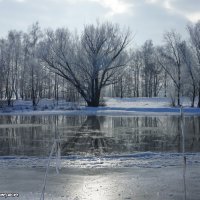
[1,0,200,199]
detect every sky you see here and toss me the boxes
[0,0,200,45]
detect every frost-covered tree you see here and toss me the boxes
[25,22,43,106]
[158,31,184,106]
[41,22,131,107]
[130,50,142,97]
[179,41,197,107]
[0,31,22,105]
[141,40,163,97]
[0,39,6,101]
[187,21,200,107]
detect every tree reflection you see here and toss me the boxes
[1,115,200,157]
[61,116,124,156]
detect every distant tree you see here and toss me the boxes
[4,33,15,105]
[179,41,197,107]
[112,50,140,98]
[129,50,142,97]
[140,40,163,97]
[187,21,200,107]
[41,22,131,107]
[112,73,127,98]
[8,31,22,100]
[25,22,43,107]
[141,40,154,97]
[0,39,6,100]
[0,31,22,106]
[158,31,183,106]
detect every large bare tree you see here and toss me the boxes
[41,22,131,106]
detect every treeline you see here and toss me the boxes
[0,21,200,107]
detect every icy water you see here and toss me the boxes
[1,115,200,200]
[0,115,200,157]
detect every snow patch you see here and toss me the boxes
[0,97,200,116]
[0,152,199,169]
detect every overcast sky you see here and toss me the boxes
[0,0,199,45]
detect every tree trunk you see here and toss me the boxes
[191,85,196,107]
[87,89,100,107]
[177,63,181,107]
[87,99,100,107]
[177,88,180,107]
[7,98,11,106]
[32,94,36,107]
[198,88,200,108]
[164,72,167,97]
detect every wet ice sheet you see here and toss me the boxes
[1,166,200,200]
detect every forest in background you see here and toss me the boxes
[0,21,200,107]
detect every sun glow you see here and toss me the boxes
[186,13,200,23]
[90,0,133,16]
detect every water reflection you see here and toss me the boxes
[61,116,125,156]
[0,115,199,156]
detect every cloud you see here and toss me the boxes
[0,0,26,2]
[65,0,133,16]
[170,0,200,23]
[145,0,174,11]
[144,0,200,23]
[186,13,200,23]
[163,0,173,10]
[15,0,26,2]
[54,0,133,16]
[145,0,160,4]
[0,0,198,45]
[90,0,133,16]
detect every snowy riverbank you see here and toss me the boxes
[1,152,200,169]
[0,97,200,116]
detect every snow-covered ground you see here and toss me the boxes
[0,97,200,116]
[105,97,172,108]
[0,152,199,169]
